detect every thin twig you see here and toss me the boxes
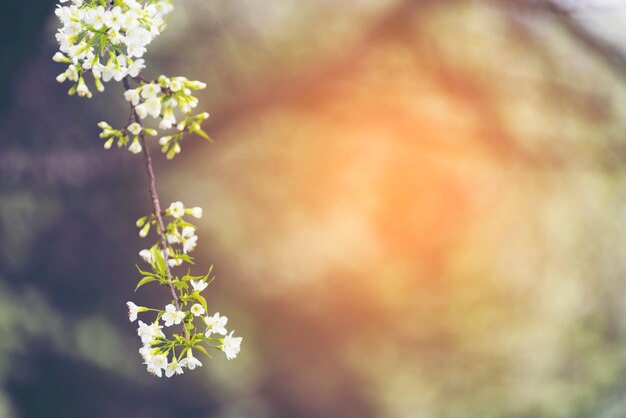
[123,76,189,338]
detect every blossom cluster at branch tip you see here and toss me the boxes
[54,0,211,157]
[54,0,173,97]
[131,200,242,376]
[129,284,243,377]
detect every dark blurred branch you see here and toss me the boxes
[205,0,625,167]
[206,0,546,165]
[208,0,432,134]
[524,0,626,79]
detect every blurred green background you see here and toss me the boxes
[2,0,626,417]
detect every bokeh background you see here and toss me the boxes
[2,0,626,417]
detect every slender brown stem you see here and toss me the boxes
[139,129,179,307]
[123,77,189,338]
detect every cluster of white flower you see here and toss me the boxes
[54,0,173,97]
[97,120,158,154]
[137,201,203,267]
[54,0,211,157]
[128,296,242,377]
[122,75,210,158]
[53,0,240,380]
[131,201,243,377]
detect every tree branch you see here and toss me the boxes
[524,0,626,79]
[122,77,187,337]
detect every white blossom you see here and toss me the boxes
[127,301,139,322]
[128,122,142,135]
[85,6,106,31]
[137,320,164,345]
[190,280,208,292]
[167,230,180,244]
[104,6,124,32]
[204,312,228,336]
[141,83,161,99]
[147,353,168,377]
[135,103,148,119]
[168,201,185,218]
[165,357,184,377]
[179,349,202,370]
[139,344,152,361]
[183,235,198,254]
[222,331,242,360]
[126,26,152,57]
[182,226,195,238]
[162,304,184,327]
[151,353,168,369]
[144,96,162,118]
[127,58,145,77]
[124,89,140,106]
[167,258,183,268]
[190,303,205,317]
[139,249,154,264]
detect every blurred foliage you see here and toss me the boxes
[3,0,626,417]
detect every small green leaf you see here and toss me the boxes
[154,249,166,275]
[178,346,190,361]
[173,280,189,291]
[135,276,157,291]
[194,344,213,359]
[179,254,194,264]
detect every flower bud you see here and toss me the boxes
[158,75,170,88]
[94,76,105,92]
[76,77,89,97]
[52,52,70,63]
[139,223,150,238]
[190,207,203,219]
[128,137,142,154]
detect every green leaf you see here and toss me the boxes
[135,275,158,291]
[135,264,157,277]
[194,344,213,359]
[172,280,189,291]
[179,254,194,264]
[178,346,190,361]
[99,34,106,54]
[154,249,166,275]
[189,124,212,142]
